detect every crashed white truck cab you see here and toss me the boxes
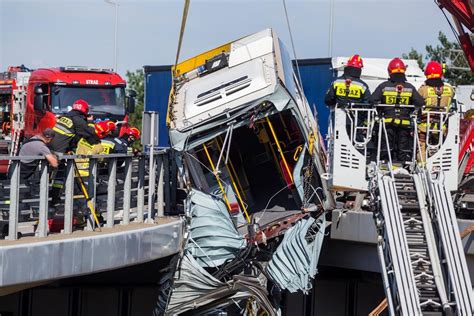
[159,29,334,315]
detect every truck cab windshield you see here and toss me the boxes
[51,85,125,116]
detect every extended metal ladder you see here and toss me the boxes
[375,170,474,315]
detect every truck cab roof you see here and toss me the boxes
[29,67,126,86]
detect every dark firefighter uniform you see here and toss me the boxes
[325,55,371,147]
[370,59,424,163]
[324,72,371,107]
[49,100,100,205]
[101,137,130,154]
[50,111,99,154]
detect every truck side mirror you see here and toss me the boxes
[127,96,136,113]
[34,85,44,112]
[128,89,137,98]
[127,89,137,113]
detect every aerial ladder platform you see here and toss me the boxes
[328,104,474,315]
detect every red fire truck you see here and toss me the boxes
[0,65,135,174]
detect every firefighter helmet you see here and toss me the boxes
[347,54,364,69]
[126,127,141,140]
[71,99,89,115]
[94,121,111,139]
[388,58,406,74]
[106,120,116,132]
[424,61,443,79]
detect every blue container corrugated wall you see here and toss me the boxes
[294,58,335,138]
[143,59,336,147]
[143,65,172,147]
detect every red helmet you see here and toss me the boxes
[126,127,140,140]
[105,120,116,132]
[94,121,111,139]
[347,54,364,69]
[424,61,443,79]
[388,58,406,74]
[71,99,89,115]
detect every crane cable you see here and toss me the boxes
[282,0,316,154]
[282,0,303,91]
[174,0,191,76]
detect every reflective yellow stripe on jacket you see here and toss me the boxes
[75,138,104,177]
[418,84,453,131]
[100,139,115,155]
[333,79,366,98]
[52,126,74,137]
[383,118,411,125]
[53,116,75,137]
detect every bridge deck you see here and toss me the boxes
[0,217,184,292]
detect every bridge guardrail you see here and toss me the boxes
[0,149,176,241]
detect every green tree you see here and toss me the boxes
[125,69,145,130]
[402,48,425,70]
[402,31,473,85]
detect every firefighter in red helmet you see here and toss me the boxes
[49,99,100,205]
[370,58,424,164]
[417,61,454,161]
[325,54,371,107]
[325,55,372,146]
[49,99,99,154]
[101,126,141,155]
[75,120,115,177]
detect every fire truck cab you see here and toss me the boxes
[0,66,135,176]
[26,66,134,137]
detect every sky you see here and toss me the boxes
[0,0,457,78]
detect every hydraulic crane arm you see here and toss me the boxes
[436,0,474,72]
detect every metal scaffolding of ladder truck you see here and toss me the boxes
[327,103,474,315]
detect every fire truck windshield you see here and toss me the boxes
[51,85,125,116]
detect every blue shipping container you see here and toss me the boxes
[143,65,172,147]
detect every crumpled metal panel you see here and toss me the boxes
[167,252,224,312]
[166,253,275,315]
[186,189,246,267]
[266,215,326,293]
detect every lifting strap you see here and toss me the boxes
[173,0,191,76]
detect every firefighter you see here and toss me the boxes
[325,55,372,148]
[50,99,99,153]
[49,99,100,205]
[370,58,425,164]
[75,120,113,176]
[101,126,141,155]
[325,54,371,107]
[417,61,455,161]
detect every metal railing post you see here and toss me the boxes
[164,152,171,215]
[146,149,157,223]
[86,158,98,231]
[7,161,20,240]
[170,150,178,213]
[121,156,132,225]
[157,154,164,217]
[136,155,146,222]
[106,158,117,228]
[63,159,74,234]
[36,160,49,237]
